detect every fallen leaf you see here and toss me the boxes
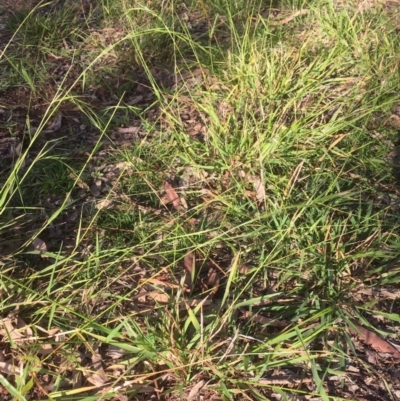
[55,332,66,342]
[139,277,180,289]
[267,9,309,26]
[187,380,205,401]
[356,0,376,12]
[149,292,171,303]
[72,369,84,389]
[38,343,53,356]
[184,252,196,291]
[164,182,181,210]
[127,96,144,105]
[12,142,23,157]
[87,373,107,388]
[135,291,170,303]
[95,199,113,210]
[90,182,102,196]
[180,196,188,209]
[356,286,400,300]
[10,318,54,356]
[241,310,289,328]
[348,320,400,358]
[0,361,20,375]
[203,267,220,298]
[42,114,62,133]
[69,171,89,190]
[238,170,246,179]
[259,375,313,385]
[114,161,133,172]
[239,264,250,274]
[33,237,47,252]
[106,345,128,360]
[0,318,25,341]
[252,177,266,203]
[17,317,33,336]
[116,126,140,134]
[86,349,108,387]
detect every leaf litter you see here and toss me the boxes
[163,181,183,210]
[348,320,400,358]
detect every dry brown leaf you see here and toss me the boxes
[72,369,84,389]
[184,251,196,291]
[150,292,170,303]
[92,349,102,370]
[0,361,20,375]
[134,291,222,310]
[348,321,400,358]
[114,161,133,174]
[18,318,50,356]
[136,291,170,303]
[33,237,47,252]
[12,142,23,157]
[55,332,66,342]
[356,0,376,12]
[246,175,266,203]
[0,318,25,341]
[0,350,17,377]
[164,181,181,210]
[187,380,205,401]
[139,277,180,289]
[38,343,53,356]
[42,114,62,133]
[180,196,188,209]
[242,311,289,328]
[69,171,89,190]
[106,345,128,360]
[116,126,140,134]
[391,114,400,129]
[239,264,251,274]
[355,286,400,301]
[1,317,55,358]
[95,199,113,210]
[90,182,102,197]
[267,9,309,25]
[17,317,33,336]
[127,95,144,105]
[204,267,220,298]
[259,376,312,385]
[252,177,266,203]
[86,358,108,387]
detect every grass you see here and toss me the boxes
[1,0,400,399]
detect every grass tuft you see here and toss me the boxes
[1,0,400,399]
